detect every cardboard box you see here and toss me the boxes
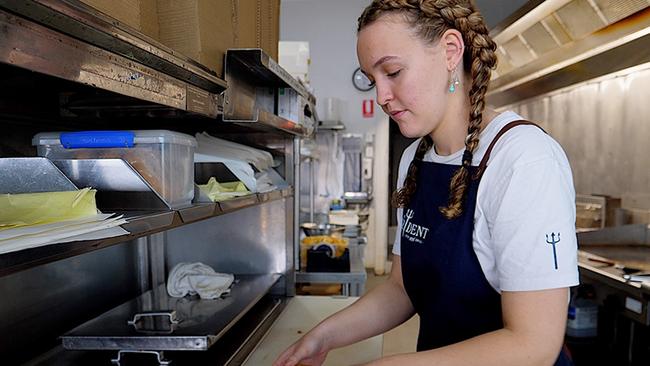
[262,0,280,61]
[88,0,280,77]
[80,0,159,39]
[237,0,280,60]
[157,0,236,77]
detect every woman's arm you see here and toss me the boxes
[370,287,569,366]
[274,256,415,366]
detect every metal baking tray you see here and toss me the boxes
[62,273,281,351]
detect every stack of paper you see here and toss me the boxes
[0,214,128,254]
[0,188,129,254]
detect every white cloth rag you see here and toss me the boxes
[167,262,234,300]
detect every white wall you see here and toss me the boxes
[281,0,390,274]
[281,0,383,135]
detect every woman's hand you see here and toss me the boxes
[273,332,330,366]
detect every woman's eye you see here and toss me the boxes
[387,70,401,78]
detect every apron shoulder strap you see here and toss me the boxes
[472,120,546,180]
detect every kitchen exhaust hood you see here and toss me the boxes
[487,0,650,108]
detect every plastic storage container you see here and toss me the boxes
[33,130,197,209]
[567,284,599,338]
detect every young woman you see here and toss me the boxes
[274,1,578,365]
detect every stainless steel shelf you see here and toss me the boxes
[0,1,225,118]
[0,188,293,278]
[254,109,312,137]
[62,273,282,351]
[226,49,315,104]
[223,49,316,137]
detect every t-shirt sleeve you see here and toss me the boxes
[488,156,579,291]
[392,140,420,256]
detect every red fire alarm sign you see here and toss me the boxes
[362,99,374,118]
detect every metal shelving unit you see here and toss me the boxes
[0,188,292,278]
[225,48,315,104]
[0,1,312,364]
[0,1,225,118]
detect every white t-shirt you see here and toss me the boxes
[393,111,579,292]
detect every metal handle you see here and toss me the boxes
[127,310,179,326]
[111,350,171,365]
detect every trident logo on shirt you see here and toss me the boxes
[546,232,560,270]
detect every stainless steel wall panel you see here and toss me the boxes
[0,240,140,363]
[507,66,650,198]
[624,70,650,194]
[165,200,288,276]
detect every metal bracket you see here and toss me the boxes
[128,310,179,325]
[127,310,180,334]
[111,350,171,365]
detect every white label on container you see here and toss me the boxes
[567,306,598,330]
[625,297,643,314]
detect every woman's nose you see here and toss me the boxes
[376,83,393,106]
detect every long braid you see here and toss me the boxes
[434,1,497,219]
[359,0,497,219]
[391,135,432,207]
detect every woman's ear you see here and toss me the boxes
[441,29,465,71]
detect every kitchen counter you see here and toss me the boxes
[578,248,650,325]
[243,296,383,365]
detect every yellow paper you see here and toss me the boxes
[198,177,250,202]
[0,188,98,231]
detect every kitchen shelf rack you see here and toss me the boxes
[0,1,308,363]
[0,188,292,278]
[225,48,315,104]
[0,1,225,118]
[223,48,316,137]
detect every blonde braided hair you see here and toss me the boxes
[358,0,497,219]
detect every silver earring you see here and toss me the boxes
[449,69,460,93]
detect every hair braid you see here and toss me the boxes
[392,135,432,207]
[359,0,497,219]
[434,2,497,219]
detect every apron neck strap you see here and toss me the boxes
[472,120,546,181]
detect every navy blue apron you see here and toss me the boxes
[400,121,572,365]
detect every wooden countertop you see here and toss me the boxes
[243,296,383,366]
